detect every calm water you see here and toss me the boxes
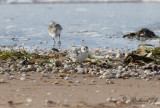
[0,3,160,50]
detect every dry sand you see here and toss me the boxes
[0,73,160,108]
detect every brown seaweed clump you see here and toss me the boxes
[124,44,160,66]
[123,28,158,40]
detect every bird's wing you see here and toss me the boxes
[48,25,56,32]
[55,24,63,30]
[72,48,82,56]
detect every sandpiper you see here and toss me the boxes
[48,21,63,51]
[70,46,89,63]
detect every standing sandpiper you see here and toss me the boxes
[48,21,63,51]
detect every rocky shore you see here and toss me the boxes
[0,45,160,108]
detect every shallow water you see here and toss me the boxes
[0,3,160,50]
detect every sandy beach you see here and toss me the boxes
[0,72,160,108]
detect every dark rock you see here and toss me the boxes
[123,28,158,40]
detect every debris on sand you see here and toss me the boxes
[123,28,159,40]
[124,44,160,66]
[0,44,160,81]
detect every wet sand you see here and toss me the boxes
[0,73,160,108]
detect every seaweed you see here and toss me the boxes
[124,44,160,65]
[0,47,58,64]
[123,28,159,40]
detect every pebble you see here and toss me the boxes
[64,99,68,103]
[106,97,112,102]
[8,101,13,105]
[118,66,123,71]
[116,73,121,78]
[55,60,62,67]
[45,100,56,105]
[64,77,72,80]
[145,78,151,81]
[75,80,81,83]
[41,74,49,77]
[106,79,114,84]
[22,73,28,77]
[116,52,122,59]
[64,64,70,71]
[20,77,26,81]
[125,100,131,104]
[26,98,33,103]
[53,82,59,85]
[0,79,5,83]
[9,75,15,80]
[27,65,32,69]
[155,102,160,106]
[96,90,100,93]
[141,104,146,107]
[36,68,42,72]
[91,80,96,82]
[47,93,51,95]
[100,70,105,75]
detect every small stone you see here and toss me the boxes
[64,99,68,103]
[10,64,15,70]
[91,80,96,82]
[77,67,84,74]
[27,65,32,69]
[122,68,126,71]
[106,79,114,84]
[145,78,151,81]
[155,102,160,106]
[99,76,103,79]
[22,73,28,77]
[141,104,146,107]
[47,93,51,95]
[64,77,72,80]
[53,82,59,85]
[96,90,100,93]
[45,100,56,104]
[20,77,26,81]
[8,101,13,105]
[75,80,80,83]
[55,60,62,67]
[36,68,42,72]
[106,97,112,102]
[116,73,121,78]
[111,89,115,93]
[0,79,5,83]
[116,52,122,59]
[9,75,15,80]
[125,100,131,104]
[26,98,33,103]
[41,74,49,77]
[116,101,125,106]
[118,66,123,71]
[100,70,105,75]
[64,64,70,71]
[58,74,66,78]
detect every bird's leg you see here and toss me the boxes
[53,37,56,48]
[52,38,59,52]
[57,35,61,50]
